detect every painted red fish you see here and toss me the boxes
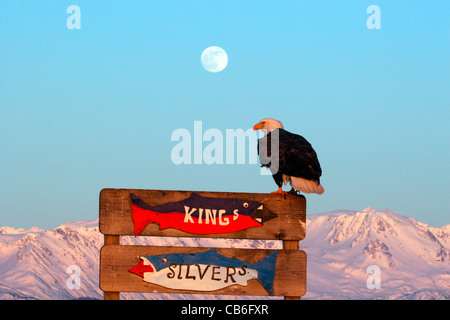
[130,193,276,236]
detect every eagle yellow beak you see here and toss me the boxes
[253,122,264,131]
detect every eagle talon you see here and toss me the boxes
[270,187,287,198]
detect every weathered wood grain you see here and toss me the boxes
[100,245,307,297]
[99,188,306,241]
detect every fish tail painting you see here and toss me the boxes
[130,193,277,236]
[128,249,279,295]
[248,251,279,296]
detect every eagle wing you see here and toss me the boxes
[258,129,322,182]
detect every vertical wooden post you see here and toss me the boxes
[283,240,299,251]
[104,292,120,300]
[104,235,120,245]
[283,240,301,300]
[104,235,120,300]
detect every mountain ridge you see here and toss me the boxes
[0,208,448,300]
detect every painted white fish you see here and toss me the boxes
[129,249,278,295]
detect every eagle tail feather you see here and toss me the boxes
[291,177,324,195]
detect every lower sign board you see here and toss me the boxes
[100,245,307,297]
[129,249,278,295]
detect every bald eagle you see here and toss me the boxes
[253,118,324,195]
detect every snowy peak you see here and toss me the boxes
[362,239,394,268]
[57,219,99,231]
[307,208,450,266]
[0,226,43,235]
[308,208,448,249]
[0,220,103,300]
[307,209,401,246]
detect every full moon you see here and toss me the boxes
[201,46,228,73]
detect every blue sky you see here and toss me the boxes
[0,1,448,229]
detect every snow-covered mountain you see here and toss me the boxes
[0,207,448,300]
[302,207,449,300]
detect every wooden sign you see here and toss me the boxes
[100,245,307,297]
[99,189,307,299]
[99,188,306,241]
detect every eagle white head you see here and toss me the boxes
[253,118,284,134]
